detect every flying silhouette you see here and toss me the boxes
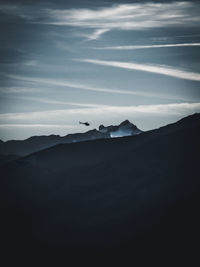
[79,121,90,126]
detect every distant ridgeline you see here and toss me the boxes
[0,120,142,157]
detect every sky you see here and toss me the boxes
[0,0,200,140]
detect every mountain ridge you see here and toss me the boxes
[0,120,142,156]
[0,113,199,166]
[1,113,199,256]
[15,112,200,171]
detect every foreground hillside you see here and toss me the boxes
[0,113,200,259]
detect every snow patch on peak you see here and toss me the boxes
[99,120,142,138]
[110,129,133,138]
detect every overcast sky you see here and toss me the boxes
[0,0,200,140]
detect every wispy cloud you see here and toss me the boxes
[0,86,42,94]
[30,98,107,108]
[9,96,110,109]
[1,102,200,124]
[3,73,146,96]
[1,2,200,40]
[2,73,185,101]
[0,124,78,128]
[94,43,200,50]
[44,2,200,29]
[0,4,34,20]
[24,60,38,66]
[80,59,200,82]
[80,28,110,41]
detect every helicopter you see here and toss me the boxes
[79,121,90,126]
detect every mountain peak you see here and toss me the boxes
[98,120,142,137]
[119,120,131,126]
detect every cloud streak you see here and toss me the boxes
[10,96,110,109]
[0,124,78,128]
[3,73,147,96]
[1,102,200,124]
[80,59,200,82]
[2,73,185,101]
[0,86,42,94]
[44,2,200,29]
[83,28,110,41]
[94,43,200,50]
[1,2,200,40]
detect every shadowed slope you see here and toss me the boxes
[0,113,200,259]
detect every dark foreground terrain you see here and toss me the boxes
[0,113,200,261]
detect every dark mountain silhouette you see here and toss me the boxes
[0,154,19,166]
[0,113,200,261]
[0,120,142,156]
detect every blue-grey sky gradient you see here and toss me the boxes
[0,0,200,140]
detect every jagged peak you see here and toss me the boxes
[99,124,105,131]
[119,120,131,126]
[99,120,138,132]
